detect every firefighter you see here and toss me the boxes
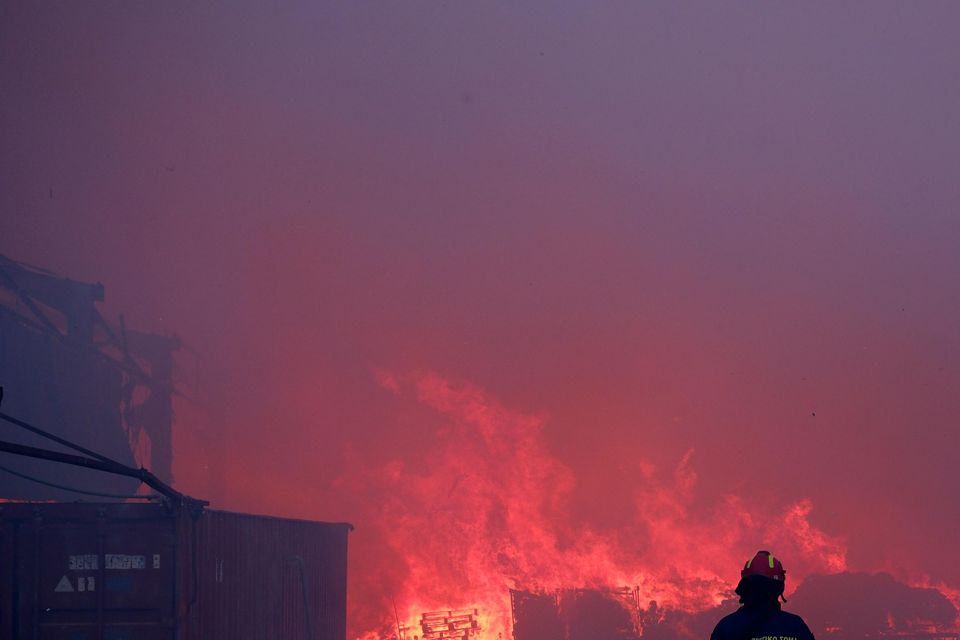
[710,550,815,640]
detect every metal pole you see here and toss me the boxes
[0,439,206,510]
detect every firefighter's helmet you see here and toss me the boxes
[741,550,786,581]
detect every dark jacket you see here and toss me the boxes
[711,603,816,640]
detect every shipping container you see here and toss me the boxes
[0,501,351,640]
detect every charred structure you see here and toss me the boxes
[0,255,354,639]
[510,588,642,640]
[0,254,177,497]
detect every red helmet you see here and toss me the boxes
[741,550,786,581]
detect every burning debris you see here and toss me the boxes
[790,573,960,640]
[345,372,960,640]
[347,372,851,639]
[511,591,564,640]
[408,609,482,640]
[512,588,641,640]
[390,589,642,640]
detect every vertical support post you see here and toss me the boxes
[31,510,41,640]
[97,509,106,640]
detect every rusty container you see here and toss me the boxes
[0,502,350,640]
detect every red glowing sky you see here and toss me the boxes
[2,2,960,637]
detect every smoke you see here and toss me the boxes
[2,2,960,638]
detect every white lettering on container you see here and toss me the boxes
[105,554,146,570]
[69,554,98,570]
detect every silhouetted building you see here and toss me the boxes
[0,254,178,498]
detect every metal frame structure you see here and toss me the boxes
[0,254,180,489]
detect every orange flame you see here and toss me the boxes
[343,371,850,639]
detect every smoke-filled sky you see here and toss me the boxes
[3,2,960,637]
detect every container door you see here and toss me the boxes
[16,517,177,640]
